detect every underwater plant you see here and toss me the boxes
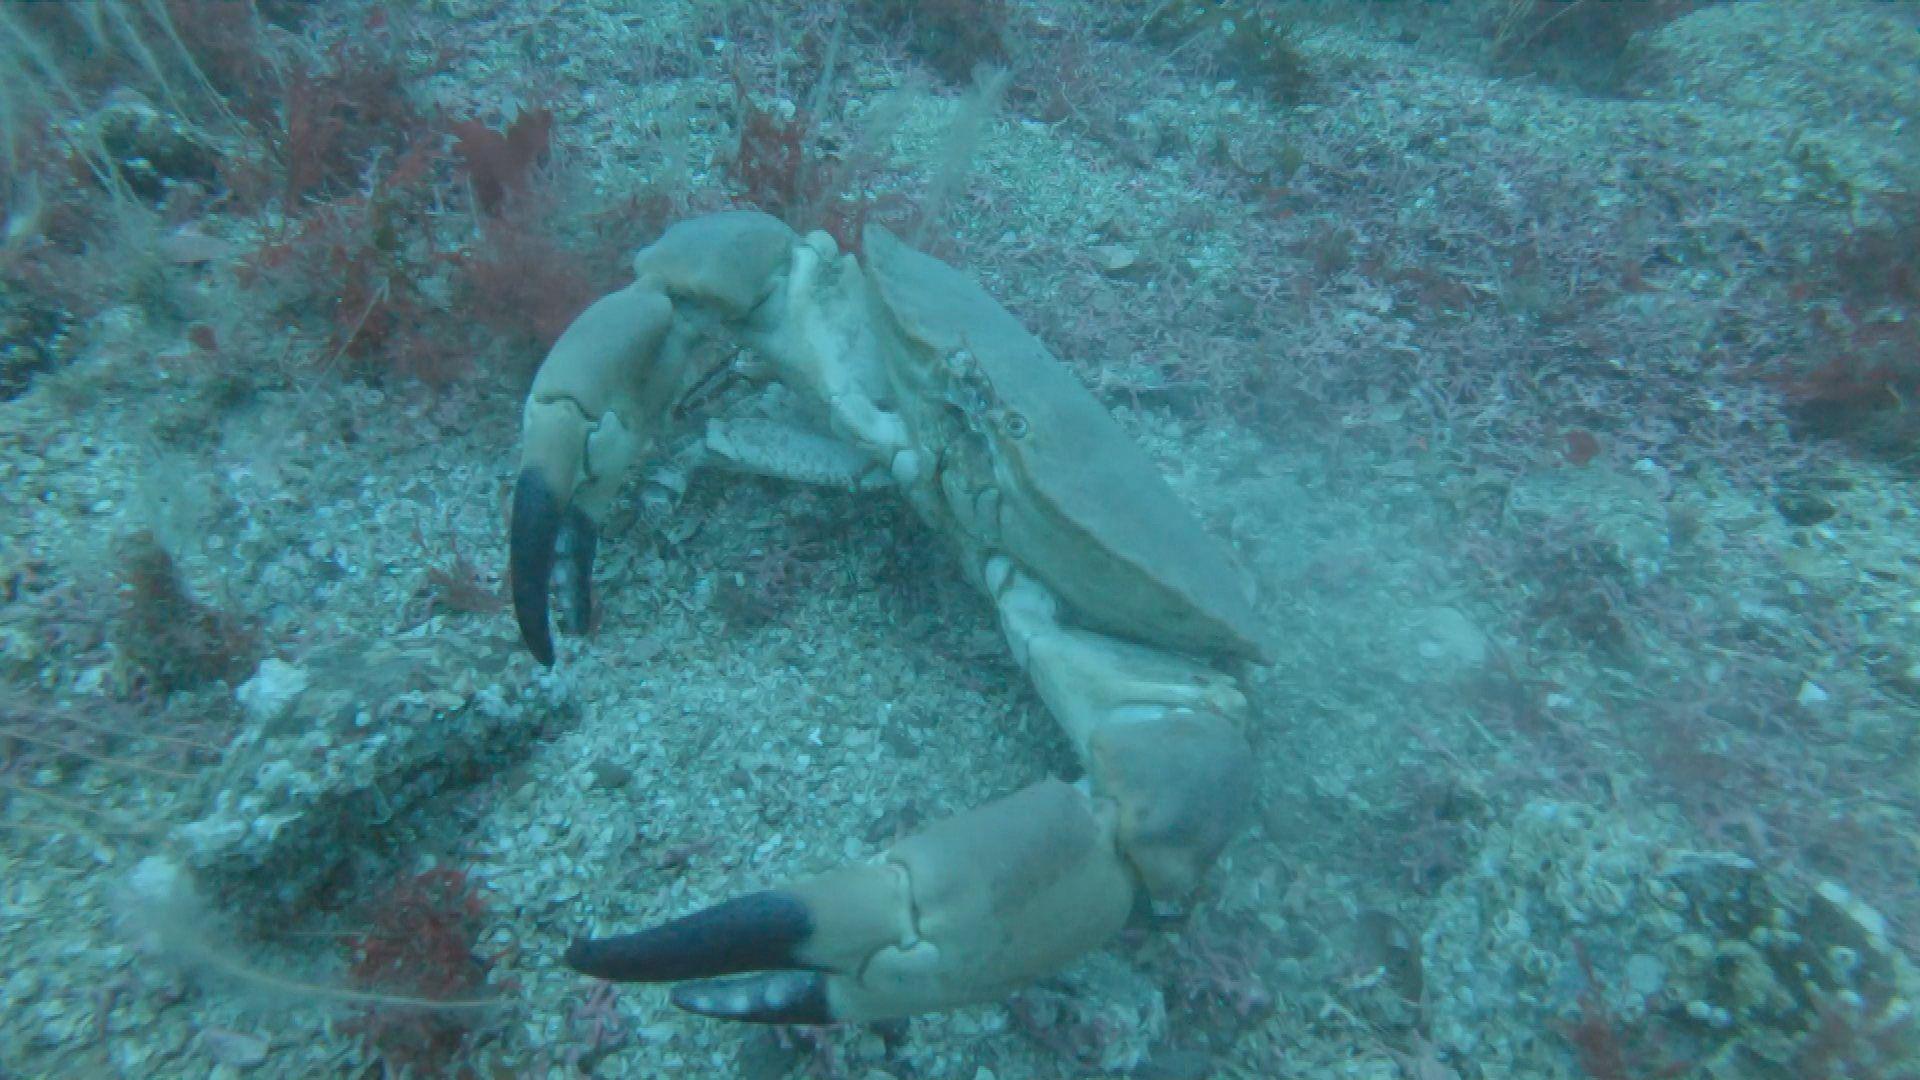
[343,867,500,1077]
[113,530,257,696]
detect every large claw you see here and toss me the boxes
[565,780,1139,1023]
[511,213,802,666]
[509,446,599,667]
[508,283,707,666]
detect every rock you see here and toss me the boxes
[733,1027,802,1080]
[91,98,223,201]
[1775,490,1836,526]
[158,229,238,266]
[1135,1049,1215,1080]
[1090,243,1139,275]
[1625,953,1668,1000]
[235,659,309,727]
[1796,680,1830,707]
[588,762,634,790]
[1405,606,1488,677]
[199,1027,268,1068]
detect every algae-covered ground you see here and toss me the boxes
[3,2,1919,1077]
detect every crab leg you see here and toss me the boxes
[565,558,1254,1023]
[509,284,721,665]
[568,779,1136,1023]
[511,214,801,665]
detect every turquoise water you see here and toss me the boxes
[2,2,1917,1076]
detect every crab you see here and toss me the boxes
[509,212,1271,1025]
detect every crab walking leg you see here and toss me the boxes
[982,556,1255,905]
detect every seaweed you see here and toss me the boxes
[343,867,498,1077]
[854,0,1009,84]
[112,531,257,696]
[1489,0,1701,93]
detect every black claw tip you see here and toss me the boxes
[565,890,814,984]
[509,467,562,666]
[561,505,598,635]
[670,971,833,1024]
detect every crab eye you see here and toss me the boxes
[1002,411,1029,438]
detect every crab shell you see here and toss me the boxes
[858,225,1273,666]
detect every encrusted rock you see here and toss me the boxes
[234,658,309,728]
[174,641,559,915]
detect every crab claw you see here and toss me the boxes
[508,284,678,666]
[566,891,831,1021]
[509,450,598,667]
[510,214,807,666]
[564,780,1139,1023]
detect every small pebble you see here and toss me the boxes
[200,1028,268,1068]
[588,762,634,790]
